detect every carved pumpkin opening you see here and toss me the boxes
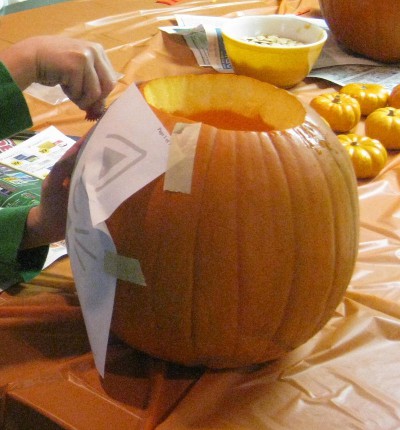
[141,74,306,131]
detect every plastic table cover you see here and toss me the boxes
[0,0,399,428]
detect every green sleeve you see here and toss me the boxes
[0,206,48,288]
[0,62,33,139]
[0,65,47,288]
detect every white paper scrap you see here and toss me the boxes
[164,122,201,194]
[66,83,171,376]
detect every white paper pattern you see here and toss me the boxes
[66,84,171,376]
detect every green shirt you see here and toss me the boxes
[0,62,48,287]
[0,62,32,138]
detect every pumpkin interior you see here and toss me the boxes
[141,74,306,131]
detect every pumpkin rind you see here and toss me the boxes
[340,83,389,116]
[319,0,400,63]
[310,92,361,133]
[107,74,359,368]
[388,84,400,109]
[338,133,387,179]
[365,107,400,150]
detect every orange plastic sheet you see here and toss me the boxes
[0,0,400,428]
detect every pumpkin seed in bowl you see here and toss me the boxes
[242,34,305,46]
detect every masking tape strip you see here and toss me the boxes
[163,122,201,194]
[104,250,146,286]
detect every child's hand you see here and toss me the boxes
[21,138,83,249]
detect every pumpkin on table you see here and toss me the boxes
[319,0,400,63]
[365,107,400,150]
[338,133,387,179]
[95,74,360,369]
[310,92,361,133]
[388,84,400,109]
[340,83,389,116]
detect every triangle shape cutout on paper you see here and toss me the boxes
[98,146,126,180]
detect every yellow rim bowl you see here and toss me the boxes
[221,15,327,88]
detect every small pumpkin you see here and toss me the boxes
[340,83,389,116]
[319,0,400,63]
[101,74,359,368]
[338,133,387,179]
[388,84,400,109]
[365,106,400,150]
[310,92,361,132]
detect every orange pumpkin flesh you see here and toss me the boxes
[107,74,359,368]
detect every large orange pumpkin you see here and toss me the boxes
[319,0,400,63]
[106,74,359,368]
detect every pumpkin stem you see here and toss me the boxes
[333,94,342,104]
[387,108,396,117]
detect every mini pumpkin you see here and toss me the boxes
[365,106,400,150]
[388,84,400,109]
[338,133,387,179]
[310,92,361,132]
[340,83,389,116]
[101,74,359,368]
